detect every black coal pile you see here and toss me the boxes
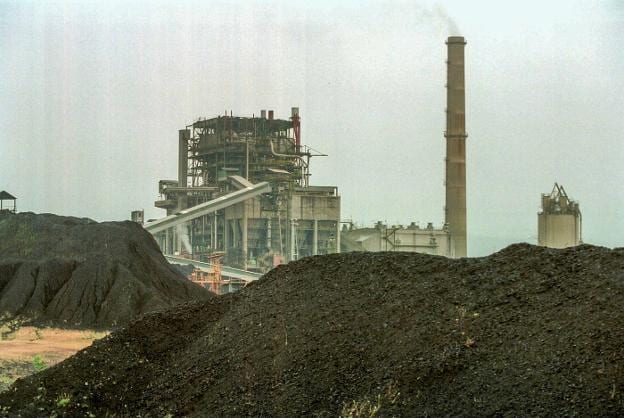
[1,244,623,417]
[0,212,211,328]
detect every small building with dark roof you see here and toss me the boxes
[0,191,17,214]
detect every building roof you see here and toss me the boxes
[0,191,16,200]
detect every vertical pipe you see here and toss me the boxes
[313,219,318,255]
[202,216,206,254]
[213,213,218,250]
[178,129,189,211]
[290,219,296,261]
[242,202,248,270]
[224,218,229,254]
[246,115,252,180]
[291,107,301,153]
[245,140,249,180]
[444,36,467,258]
[578,211,582,244]
[267,217,272,250]
[336,221,341,254]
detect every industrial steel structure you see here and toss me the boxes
[538,183,582,248]
[342,36,468,258]
[146,108,341,282]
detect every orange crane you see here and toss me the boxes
[189,252,225,294]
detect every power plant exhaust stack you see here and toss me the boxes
[444,36,467,258]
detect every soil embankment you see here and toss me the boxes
[0,212,212,328]
[1,244,623,416]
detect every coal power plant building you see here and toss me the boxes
[147,36,469,278]
[146,108,341,273]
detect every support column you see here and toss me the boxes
[242,201,248,270]
[175,226,182,255]
[290,219,296,262]
[164,230,169,255]
[266,217,272,251]
[313,219,318,255]
[224,219,229,254]
[336,221,341,254]
[212,213,218,251]
[178,129,189,211]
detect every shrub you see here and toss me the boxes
[56,393,71,408]
[32,355,46,372]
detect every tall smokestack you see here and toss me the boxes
[445,36,467,257]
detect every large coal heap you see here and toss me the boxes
[1,244,623,416]
[0,212,212,328]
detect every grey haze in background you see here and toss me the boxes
[1,0,622,256]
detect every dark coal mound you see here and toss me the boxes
[1,244,623,417]
[0,212,211,328]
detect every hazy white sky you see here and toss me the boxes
[1,0,622,255]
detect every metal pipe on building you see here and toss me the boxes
[291,107,301,153]
[290,219,296,261]
[444,36,468,258]
[267,218,272,251]
[336,221,341,254]
[246,115,251,180]
[212,213,218,250]
[242,201,248,270]
[178,129,190,211]
[224,219,229,256]
[269,139,309,185]
[313,219,318,255]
